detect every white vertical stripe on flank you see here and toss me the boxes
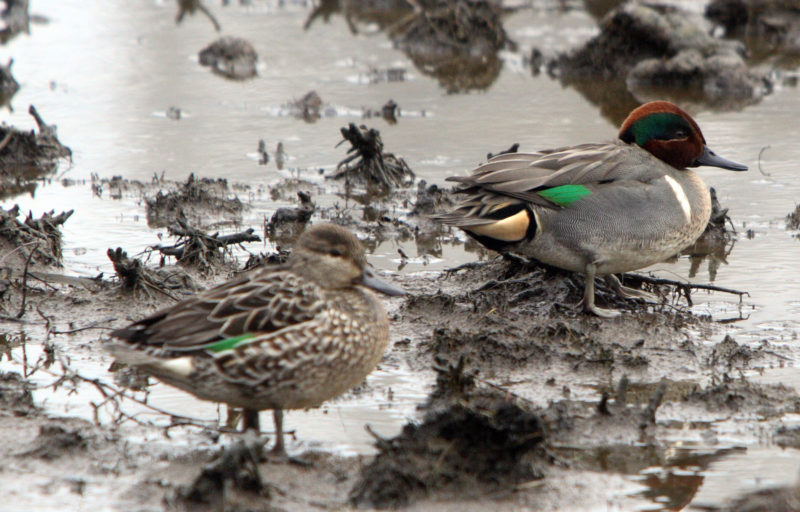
[664,175,691,222]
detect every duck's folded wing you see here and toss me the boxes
[110,269,326,351]
[447,143,628,205]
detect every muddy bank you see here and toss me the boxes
[706,0,800,66]
[550,2,773,121]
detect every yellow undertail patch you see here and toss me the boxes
[467,209,530,242]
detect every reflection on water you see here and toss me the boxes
[555,444,744,511]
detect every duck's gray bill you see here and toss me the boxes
[694,146,748,171]
[362,267,405,296]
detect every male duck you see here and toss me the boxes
[106,223,404,455]
[435,101,747,318]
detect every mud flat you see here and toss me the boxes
[2,168,798,511]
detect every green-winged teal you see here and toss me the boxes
[435,101,747,317]
[107,223,404,455]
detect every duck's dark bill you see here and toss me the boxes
[694,146,748,171]
[361,267,405,296]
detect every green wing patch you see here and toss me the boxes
[536,184,592,206]
[206,333,256,353]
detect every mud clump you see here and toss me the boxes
[350,359,545,508]
[18,424,88,460]
[145,173,244,229]
[0,106,73,199]
[198,36,257,80]
[285,90,324,122]
[774,425,800,449]
[410,180,454,216]
[553,3,772,109]
[0,205,73,268]
[330,123,414,194]
[687,377,800,417]
[171,440,274,512]
[707,335,753,371]
[0,371,35,416]
[787,204,800,230]
[266,191,314,246]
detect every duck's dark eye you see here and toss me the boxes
[329,248,343,257]
[674,129,688,139]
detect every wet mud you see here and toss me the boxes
[351,359,545,508]
[2,163,792,511]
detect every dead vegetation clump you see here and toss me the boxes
[0,204,73,268]
[350,358,545,508]
[330,123,414,194]
[147,216,260,274]
[392,0,512,93]
[106,247,196,299]
[145,173,244,229]
[0,106,72,199]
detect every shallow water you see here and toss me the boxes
[1,0,800,510]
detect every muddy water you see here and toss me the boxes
[1,0,800,510]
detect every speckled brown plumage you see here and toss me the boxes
[106,223,404,455]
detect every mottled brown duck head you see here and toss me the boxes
[291,223,404,296]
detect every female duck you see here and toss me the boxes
[106,223,404,455]
[435,101,747,317]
